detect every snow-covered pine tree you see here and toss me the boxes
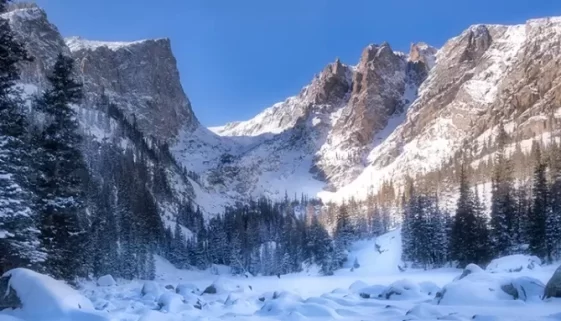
[529,143,549,260]
[546,140,561,261]
[34,53,89,280]
[401,181,416,263]
[450,164,480,267]
[0,4,45,272]
[490,123,517,257]
[473,187,492,264]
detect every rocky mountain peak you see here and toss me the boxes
[304,58,352,106]
[408,42,437,68]
[67,36,198,142]
[459,24,492,63]
[2,4,69,86]
[3,4,198,143]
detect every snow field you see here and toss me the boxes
[1,230,561,321]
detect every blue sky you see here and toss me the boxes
[34,0,561,126]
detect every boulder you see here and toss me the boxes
[202,284,217,295]
[379,279,423,300]
[157,292,185,313]
[0,275,22,311]
[141,281,160,298]
[96,275,116,287]
[544,265,561,299]
[455,263,484,281]
[486,255,542,273]
[176,283,199,296]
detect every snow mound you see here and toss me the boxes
[454,263,485,280]
[96,275,115,287]
[436,268,541,305]
[406,303,443,319]
[175,283,200,296]
[486,255,542,273]
[419,281,441,296]
[379,279,425,300]
[141,281,161,300]
[157,292,185,313]
[2,268,108,321]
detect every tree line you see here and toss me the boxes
[402,123,561,268]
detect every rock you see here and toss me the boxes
[0,275,22,311]
[157,292,184,313]
[176,283,199,296]
[510,277,545,301]
[486,255,542,273]
[141,281,160,298]
[544,265,561,299]
[348,280,368,293]
[455,263,484,281]
[164,285,174,291]
[419,281,440,296]
[96,275,116,287]
[380,279,423,300]
[500,283,518,299]
[359,285,386,299]
[202,284,217,295]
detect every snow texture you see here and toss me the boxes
[1,268,108,321]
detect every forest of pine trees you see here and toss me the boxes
[401,133,561,269]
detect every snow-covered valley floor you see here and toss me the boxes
[2,230,561,321]
[77,230,561,321]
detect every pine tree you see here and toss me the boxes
[34,54,88,280]
[450,164,481,267]
[0,5,45,272]
[490,123,516,256]
[547,141,561,261]
[529,144,549,260]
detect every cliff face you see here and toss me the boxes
[5,4,198,144]
[66,37,198,142]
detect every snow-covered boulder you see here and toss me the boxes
[96,275,116,287]
[201,278,243,296]
[419,281,440,296]
[359,285,386,299]
[141,281,161,300]
[348,280,368,293]
[486,255,542,273]
[0,276,21,310]
[258,291,304,316]
[544,265,561,299]
[157,292,185,313]
[437,268,531,305]
[1,268,108,321]
[508,276,545,301]
[379,279,424,300]
[176,283,200,296]
[454,263,485,281]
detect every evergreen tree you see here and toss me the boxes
[490,123,516,256]
[34,54,88,280]
[547,141,561,261]
[0,5,45,272]
[450,165,482,267]
[529,144,549,260]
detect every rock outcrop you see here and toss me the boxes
[544,265,561,299]
[67,37,198,142]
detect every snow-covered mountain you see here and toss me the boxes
[208,17,561,203]
[9,2,561,211]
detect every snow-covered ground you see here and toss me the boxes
[2,230,561,321]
